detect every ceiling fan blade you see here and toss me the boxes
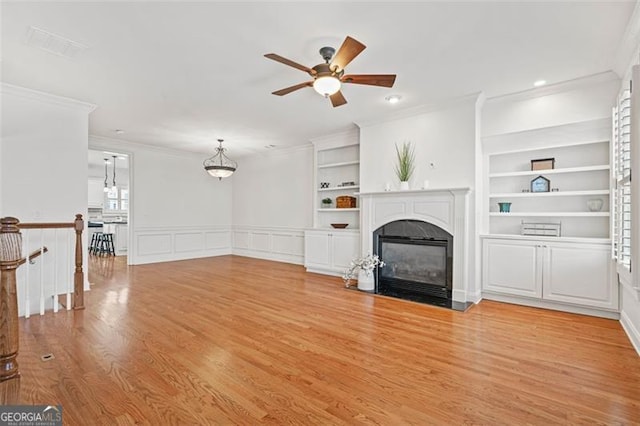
[271,81,313,96]
[264,53,316,75]
[330,91,347,108]
[330,36,366,72]
[341,74,396,88]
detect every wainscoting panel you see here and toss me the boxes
[175,232,204,253]
[232,226,305,265]
[133,226,231,265]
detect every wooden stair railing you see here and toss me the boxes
[0,214,84,382]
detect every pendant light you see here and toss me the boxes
[203,139,237,180]
[103,158,109,192]
[111,155,117,191]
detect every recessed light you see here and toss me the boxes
[385,95,402,104]
[533,80,547,87]
[115,129,125,134]
[264,144,277,149]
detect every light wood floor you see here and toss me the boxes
[3,255,640,424]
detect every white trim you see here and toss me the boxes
[620,311,640,357]
[354,92,481,129]
[1,82,97,113]
[483,292,620,320]
[90,135,208,159]
[132,225,232,265]
[614,0,640,78]
[485,71,619,104]
[232,226,305,265]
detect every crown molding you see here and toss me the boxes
[614,0,640,78]
[354,92,482,129]
[1,82,96,113]
[308,125,359,144]
[485,71,619,104]
[89,135,205,160]
[237,142,313,160]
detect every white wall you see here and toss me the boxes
[358,97,479,193]
[482,73,619,137]
[232,145,313,229]
[89,136,233,264]
[1,83,94,222]
[231,145,312,264]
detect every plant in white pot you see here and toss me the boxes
[343,254,385,291]
[394,142,415,190]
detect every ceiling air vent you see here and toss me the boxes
[25,26,87,58]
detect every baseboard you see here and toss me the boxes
[620,311,640,357]
[232,248,303,265]
[482,292,620,319]
[133,248,232,265]
[305,267,344,278]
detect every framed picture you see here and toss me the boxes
[531,175,550,193]
[531,158,555,171]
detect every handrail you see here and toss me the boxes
[17,247,49,267]
[18,223,75,229]
[0,214,84,383]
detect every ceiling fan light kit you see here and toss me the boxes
[265,36,396,107]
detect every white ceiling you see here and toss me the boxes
[1,1,636,157]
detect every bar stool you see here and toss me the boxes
[89,232,102,255]
[100,233,115,256]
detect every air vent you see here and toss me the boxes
[25,26,87,58]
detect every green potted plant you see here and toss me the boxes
[321,197,333,208]
[394,142,415,190]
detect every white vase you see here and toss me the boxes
[399,181,410,191]
[357,269,375,291]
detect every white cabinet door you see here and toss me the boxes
[304,232,331,269]
[116,224,128,252]
[88,179,104,208]
[543,243,616,310]
[331,233,360,271]
[482,239,542,298]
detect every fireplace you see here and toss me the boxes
[359,187,472,304]
[374,220,453,301]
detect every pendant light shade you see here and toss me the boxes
[111,155,117,191]
[103,158,110,192]
[204,139,237,180]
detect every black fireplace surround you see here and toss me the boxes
[373,220,453,303]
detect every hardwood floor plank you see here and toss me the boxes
[2,254,639,424]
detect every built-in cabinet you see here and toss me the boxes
[304,228,359,276]
[305,132,361,277]
[482,237,617,311]
[313,138,360,230]
[481,119,617,317]
[88,178,104,208]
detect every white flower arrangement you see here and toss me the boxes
[343,254,385,288]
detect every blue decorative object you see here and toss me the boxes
[498,202,512,213]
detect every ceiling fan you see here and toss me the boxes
[264,36,396,108]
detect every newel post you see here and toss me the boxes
[73,214,85,310]
[0,217,22,381]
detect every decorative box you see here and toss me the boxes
[336,196,357,208]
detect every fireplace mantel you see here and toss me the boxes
[359,187,472,302]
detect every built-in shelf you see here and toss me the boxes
[489,190,610,198]
[317,208,360,212]
[489,164,610,178]
[480,233,611,244]
[318,185,360,192]
[317,160,360,169]
[490,212,610,217]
